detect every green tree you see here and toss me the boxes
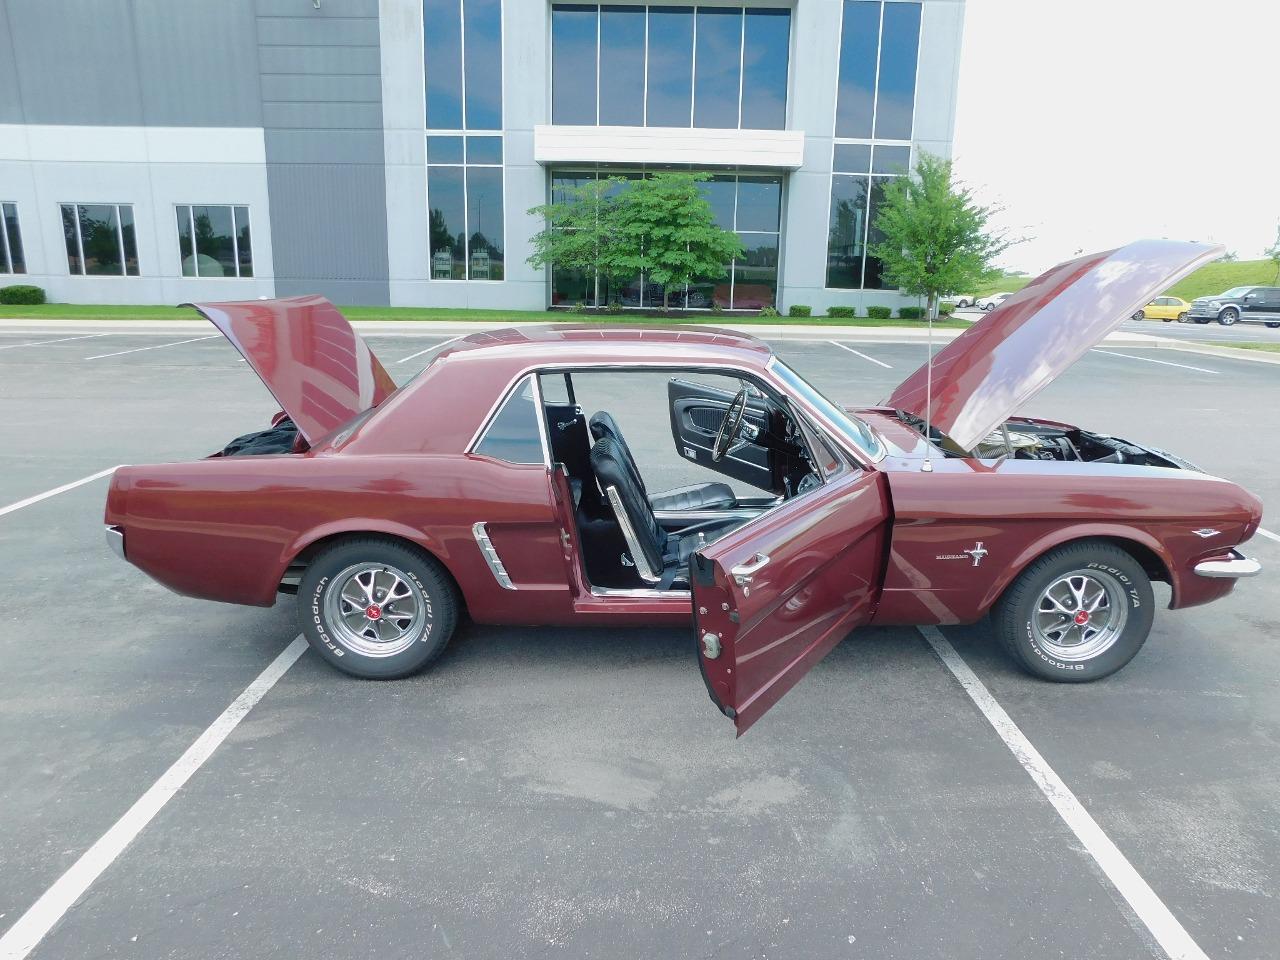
[1266,223,1280,282]
[526,177,625,305]
[869,153,1012,319]
[609,173,744,310]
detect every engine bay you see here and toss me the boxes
[898,413,1196,469]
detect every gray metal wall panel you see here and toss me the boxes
[261,130,385,165]
[256,0,379,16]
[132,0,262,126]
[4,0,145,125]
[256,16,380,46]
[264,159,389,288]
[259,44,382,75]
[0,3,23,123]
[260,74,382,104]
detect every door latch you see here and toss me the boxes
[701,631,722,660]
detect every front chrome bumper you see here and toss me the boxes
[1194,550,1261,579]
[105,525,125,559]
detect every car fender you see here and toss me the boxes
[279,518,459,587]
[975,521,1176,614]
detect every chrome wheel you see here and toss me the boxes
[1219,309,1238,326]
[323,561,429,658]
[1031,569,1129,662]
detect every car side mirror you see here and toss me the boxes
[1244,293,1257,300]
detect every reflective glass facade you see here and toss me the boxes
[424,0,505,280]
[551,5,791,129]
[176,205,253,278]
[61,203,139,277]
[835,1,921,140]
[1,203,24,274]
[826,144,910,289]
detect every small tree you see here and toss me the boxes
[527,178,624,305]
[1266,223,1280,283]
[869,153,1011,320]
[608,173,744,311]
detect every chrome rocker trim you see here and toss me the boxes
[472,521,516,590]
[105,525,125,559]
[1194,550,1262,579]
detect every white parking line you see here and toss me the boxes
[0,334,109,351]
[1092,350,1219,374]
[0,636,307,960]
[1256,527,1280,544]
[397,336,457,363]
[919,626,1209,960]
[0,467,121,519]
[85,335,218,360]
[828,340,893,369]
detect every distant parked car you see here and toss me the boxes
[951,294,976,308]
[1185,286,1280,327]
[1131,295,1191,323]
[977,292,1013,311]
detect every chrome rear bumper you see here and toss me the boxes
[105,525,125,559]
[1194,550,1261,579]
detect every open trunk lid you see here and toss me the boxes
[884,239,1223,452]
[185,295,396,445]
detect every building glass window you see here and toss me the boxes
[61,203,139,277]
[424,0,505,281]
[175,205,252,278]
[548,168,780,311]
[1,203,25,274]
[429,138,504,281]
[835,1,921,140]
[826,144,909,290]
[551,5,790,130]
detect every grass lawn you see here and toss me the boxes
[1227,342,1280,353]
[0,302,968,328]
[965,258,1280,303]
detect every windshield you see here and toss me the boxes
[1219,286,1253,298]
[768,357,885,461]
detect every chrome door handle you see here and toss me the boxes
[731,552,770,584]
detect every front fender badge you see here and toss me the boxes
[1192,528,1220,539]
[936,542,989,567]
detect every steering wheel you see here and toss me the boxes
[712,387,750,462]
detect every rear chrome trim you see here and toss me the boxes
[472,522,516,590]
[105,525,125,559]
[605,485,661,584]
[1194,550,1261,579]
[589,587,691,599]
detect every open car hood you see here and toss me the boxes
[884,239,1223,452]
[185,295,396,445]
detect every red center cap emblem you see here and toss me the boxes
[366,604,382,620]
[1074,610,1090,625]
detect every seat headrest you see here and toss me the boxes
[589,410,623,444]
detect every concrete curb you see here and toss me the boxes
[2,316,1278,362]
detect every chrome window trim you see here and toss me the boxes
[465,372,552,468]
[605,484,661,584]
[472,521,516,589]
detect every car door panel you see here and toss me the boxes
[691,469,889,735]
[667,378,773,490]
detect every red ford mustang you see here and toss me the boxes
[104,239,1263,734]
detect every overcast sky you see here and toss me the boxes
[950,0,1280,273]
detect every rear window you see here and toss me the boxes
[473,375,545,465]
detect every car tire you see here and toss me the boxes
[1266,322,1280,329]
[993,541,1154,682]
[1177,312,1188,322]
[298,537,458,679]
[1218,308,1239,326]
[1132,310,1145,321]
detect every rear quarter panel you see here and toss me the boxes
[107,453,573,622]
[872,459,1262,625]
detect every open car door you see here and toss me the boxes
[667,378,773,490]
[690,466,889,735]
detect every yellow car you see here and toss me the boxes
[1132,295,1191,322]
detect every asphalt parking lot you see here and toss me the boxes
[1,326,1278,959]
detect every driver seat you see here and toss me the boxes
[589,434,744,587]
[588,412,736,511]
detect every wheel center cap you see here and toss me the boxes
[366,603,382,620]
[1074,610,1090,625]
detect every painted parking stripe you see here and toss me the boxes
[1257,527,1280,544]
[1092,350,1219,374]
[84,335,218,360]
[828,340,893,369]
[0,334,109,351]
[919,626,1209,960]
[397,336,458,363]
[0,467,121,519]
[0,636,308,960]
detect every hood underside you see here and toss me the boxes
[185,295,396,445]
[885,239,1223,452]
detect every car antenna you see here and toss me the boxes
[921,299,934,473]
